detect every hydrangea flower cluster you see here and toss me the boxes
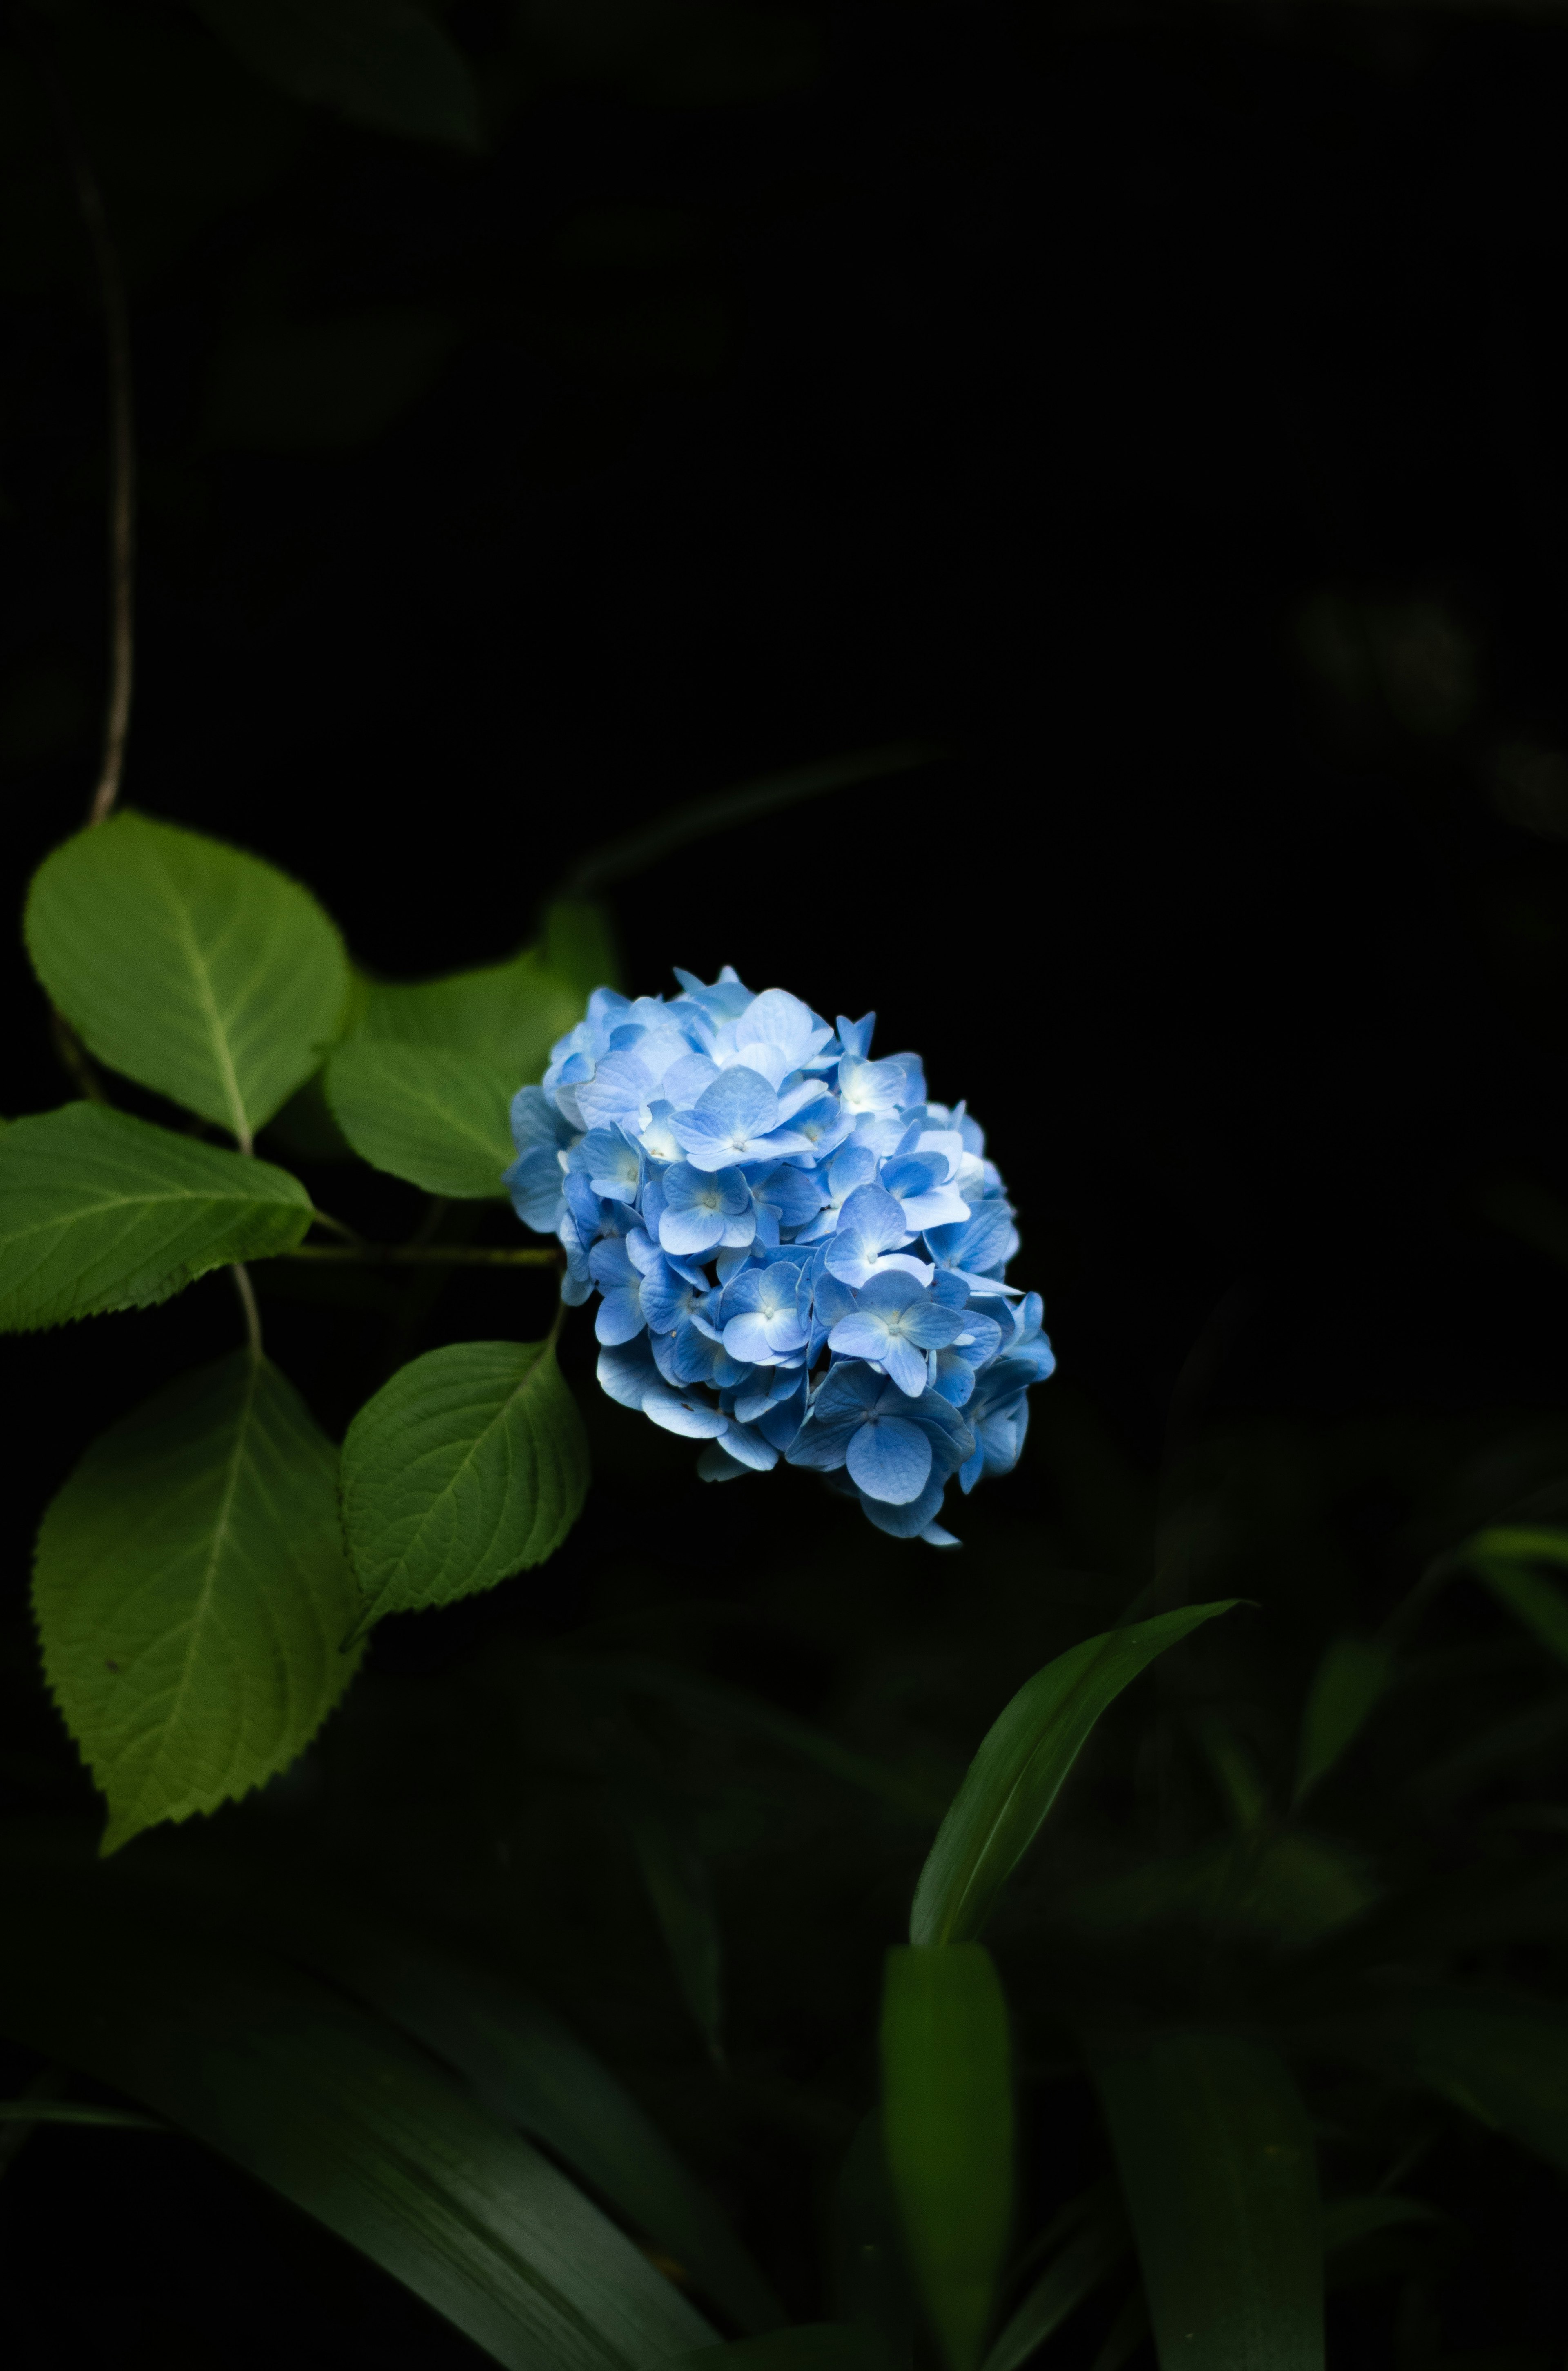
[505,970,1054,1545]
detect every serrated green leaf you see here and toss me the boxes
[980,2197,1128,2371]
[358,945,585,1076]
[1093,2033,1323,2371]
[25,812,350,1144]
[325,1041,518,1197]
[33,1351,361,1852]
[0,1104,311,1332]
[881,1943,1013,2371]
[340,1339,588,1634]
[189,0,481,148]
[0,1877,715,2370]
[909,1603,1238,1948]
[1292,1636,1390,1805]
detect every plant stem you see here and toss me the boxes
[21,9,135,826]
[282,1242,560,1269]
[232,1264,263,1356]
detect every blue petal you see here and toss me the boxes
[846,1416,933,1504]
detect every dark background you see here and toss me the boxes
[5,1,1568,2364]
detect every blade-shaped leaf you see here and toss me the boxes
[357,945,585,1077]
[1092,2033,1323,2371]
[261,1901,783,2332]
[0,1104,311,1331]
[980,2199,1128,2371]
[33,1350,362,1852]
[26,812,350,1144]
[1319,2195,1439,2254]
[910,1604,1237,1948]
[1466,1528,1568,1669]
[542,900,622,999]
[189,0,481,147]
[324,1040,518,1197]
[615,1781,726,2067]
[677,2335,880,2371]
[0,1875,715,2370]
[1292,1636,1390,1805]
[340,1339,588,1635]
[1336,1987,1568,2175]
[881,1943,1013,2371]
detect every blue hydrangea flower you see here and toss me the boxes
[505,970,1054,1545]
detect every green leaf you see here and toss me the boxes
[677,2335,879,2371]
[1292,1636,1390,1805]
[1345,1988,1568,2175]
[188,0,481,148]
[909,1603,1238,1948]
[25,812,350,1146]
[340,1340,588,1635]
[614,1777,726,2066]
[1092,2033,1323,2371]
[325,1041,518,1197]
[33,1350,362,1852]
[267,1903,783,2332]
[357,945,585,1077]
[0,1104,312,1332]
[881,1943,1013,2371]
[0,2100,164,2128]
[0,1877,715,2369]
[1466,1528,1568,1669]
[980,2199,1128,2371]
[543,899,623,998]
[1319,2195,1439,2254]
[569,1656,950,1821]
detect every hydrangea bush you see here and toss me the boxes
[506,969,1054,1543]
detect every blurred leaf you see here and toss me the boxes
[1293,1636,1391,1806]
[270,1903,783,2331]
[263,1067,358,1161]
[340,1340,588,1637]
[1093,2033,1323,2371]
[1319,2195,1440,2253]
[358,947,585,1078]
[1336,1989,1568,2175]
[0,1105,310,1331]
[1087,2295,1148,2371]
[0,1877,715,2367]
[33,1351,361,1853]
[881,1943,1013,2371]
[189,0,481,147]
[561,742,941,899]
[0,2100,163,2128]
[204,303,461,450]
[677,2336,880,2371]
[613,1771,726,2066]
[833,2108,915,2353]
[1465,1528,1568,1669]
[980,2197,1129,2371]
[1192,1715,1270,1834]
[910,1603,1238,1948]
[325,1041,517,1198]
[1066,1834,1376,1950]
[26,812,350,1144]
[566,1656,950,1820]
[543,899,623,997]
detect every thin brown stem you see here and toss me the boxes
[19,10,135,826]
